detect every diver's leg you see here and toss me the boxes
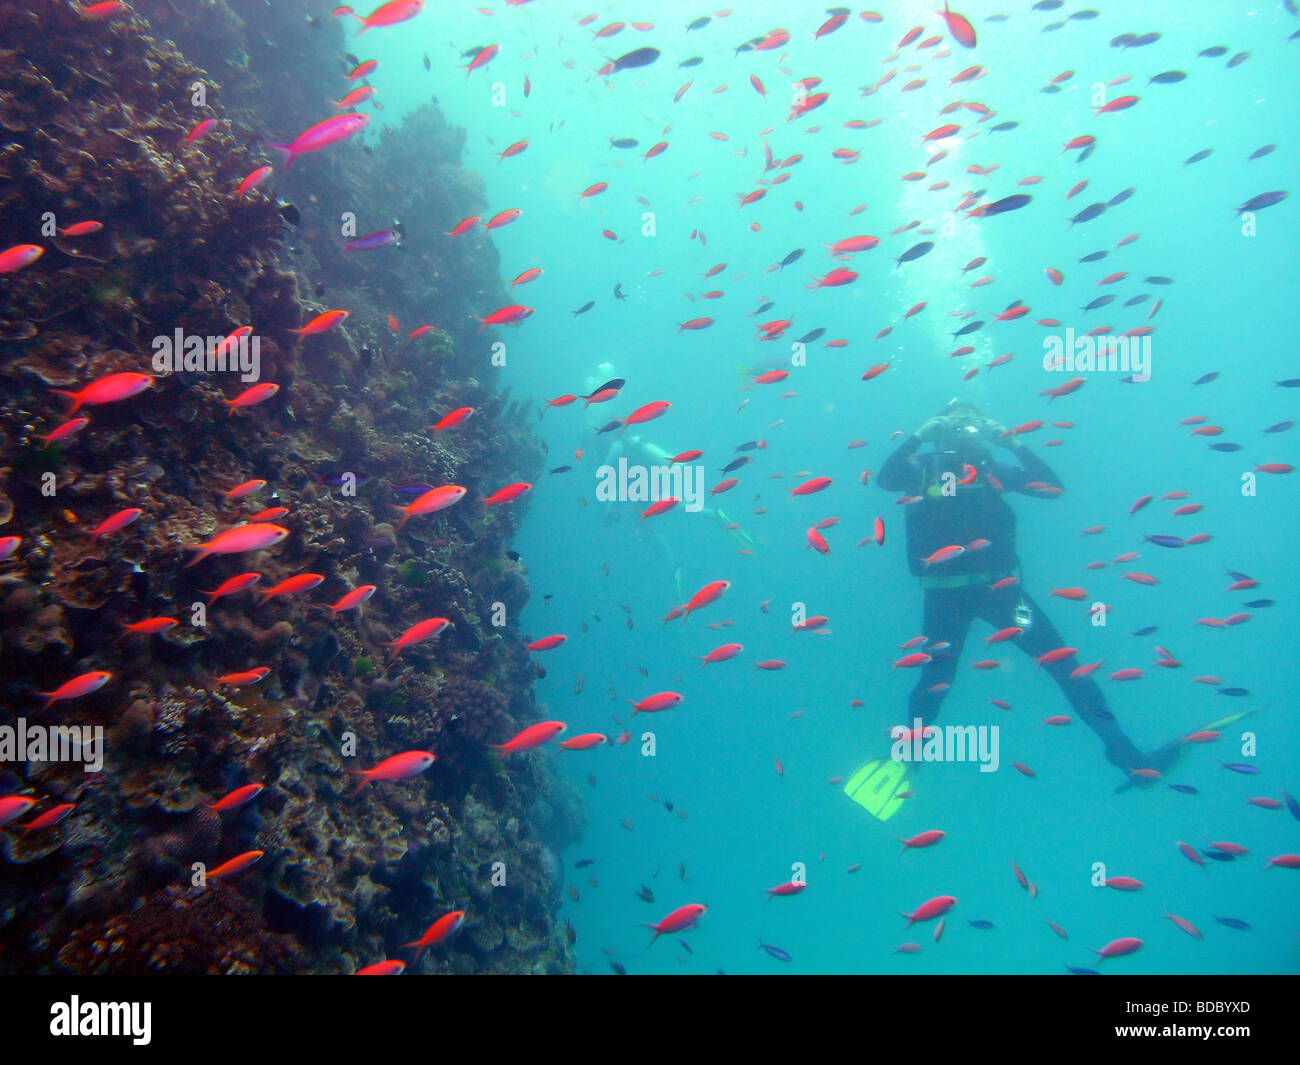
[907,587,977,729]
[983,588,1144,771]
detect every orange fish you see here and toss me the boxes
[207,850,265,881]
[295,309,349,335]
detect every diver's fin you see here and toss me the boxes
[843,756,911,822]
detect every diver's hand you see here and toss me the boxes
[980,419,1011,445]
[916,416,949,442]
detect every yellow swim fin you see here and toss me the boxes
[844,756,911,822]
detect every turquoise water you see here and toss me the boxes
[325,2,1295,972]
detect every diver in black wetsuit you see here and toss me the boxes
[876,401,1177,778]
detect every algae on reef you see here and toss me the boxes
[0,0,574,975]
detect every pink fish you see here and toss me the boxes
[1091,936,1143,960]
[483,482,532,508]
[0,796,36,826]
[186,523,289,566]
[698,643,742,669]
[89,507,142,539]
[393,485,467,531]
[899,895,957,926]
[491,721,566,755]
[350,1,424,34]
[53,371,153,414]
[329,585,377,613]
[385,617,451,657]
[527,635,567,652]
[629,691,684,715]
[269,114,369,170]
[38,670,112,709]
[465,43,500,78]
[937,2,976,48]
[642,903,706,943]
[898,830,945,853]
[20,802,76,833]
[681,579,729,617]
[0,244,44,273]
[349,750,435,794]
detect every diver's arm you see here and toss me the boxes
[876,433,924,493]
[1000,438,1065,494]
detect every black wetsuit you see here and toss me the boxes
[876,433,1144,771]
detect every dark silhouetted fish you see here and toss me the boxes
[1148,70,1186,84]
[1192,371,1218,384]
[1145,276,1173,285]
[990,121,1019,132]
[1208,442,1242,451]
[895,241,934,266]
[1214,916,1250,930]
[780,248,805,269]
[687,16,710,31]
[1227,51,1249,67]
[1124,294,1150,307]
[679,57,703,68]
[1284,791,1300,823]
[610,47,660,73]
[1069,203,1107,226]
[1082,295,1115,311]
[1249,145,1275,160]
[1184,148,1212,164]
[758,941,792,962]
[952,320,984,338]
[719,457,751,474]
[1108,188,1135,207]
[1068,8,1099,18]
[978,194,1031,217]
[609,137,638,149]
[573,300,595,315]
[1031,0,1063,10]
[1079,251,1108,263]
[1199,45,1228,57]
[797,327,825,343]
[586,378,625,397]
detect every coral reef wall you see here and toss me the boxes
[0,0,578,974]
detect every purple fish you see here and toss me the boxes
[1143,534,1184,548]
[344,229,400,252]
[270,113,369,169]
[1221,762,1259,774]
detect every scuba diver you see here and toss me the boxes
[844,400,1180,820]
[582,364,756,602]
